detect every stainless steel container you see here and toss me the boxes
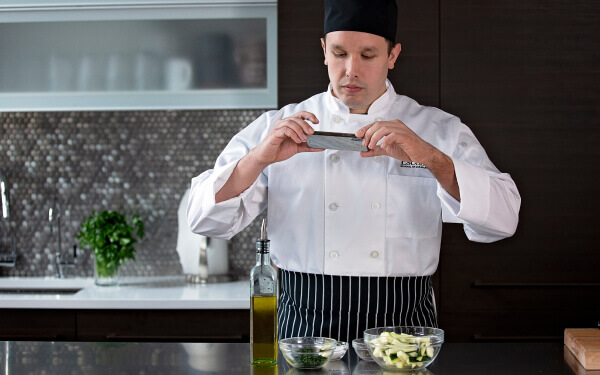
[185,237,233,284]
[177,189,233,283]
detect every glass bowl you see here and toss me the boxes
[352,338,373,361]
[363,326,444,371]
[279,337,338,369]
[330,341,349,360]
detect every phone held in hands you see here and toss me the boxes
[306,131,368,152]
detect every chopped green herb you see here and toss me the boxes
[295,348,328,368]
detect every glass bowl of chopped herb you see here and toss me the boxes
[279,337,338,369]
[364,326,444,371]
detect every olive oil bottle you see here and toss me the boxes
[250,219,278,365]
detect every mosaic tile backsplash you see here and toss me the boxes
[0,110,267,278]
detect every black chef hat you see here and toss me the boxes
[324,0,398,43]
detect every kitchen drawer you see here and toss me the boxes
[439,280,600,313]
[0,309,77,341]
[439,225,600,308]
[77,309,250,342]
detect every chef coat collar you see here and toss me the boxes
[326,79,395,116]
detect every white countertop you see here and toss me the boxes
[0,276,250,310]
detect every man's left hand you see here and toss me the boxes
[356,119,461,201]
[355,119,435,164]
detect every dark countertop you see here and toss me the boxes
[0,341,584,374]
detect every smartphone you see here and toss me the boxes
[306,131,368,152]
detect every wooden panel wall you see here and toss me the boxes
[278,0,440,107]
[278,0,600,342]
[439,0,600,341]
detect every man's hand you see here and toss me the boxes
[252,111,324,167]
[355,119,435,163]
[356,119,461,201]
[215,111,323,203]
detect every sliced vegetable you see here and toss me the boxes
[369,331,436,369]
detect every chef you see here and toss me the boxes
[187,0,521,343]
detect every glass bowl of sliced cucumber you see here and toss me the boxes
[363,326,444,371]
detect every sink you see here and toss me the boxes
[0,277,94,295]
[0,288,82,295]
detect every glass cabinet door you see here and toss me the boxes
[0,0,277,110]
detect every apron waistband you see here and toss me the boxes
[279,269,434,314]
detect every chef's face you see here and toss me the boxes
[321,31,401,114]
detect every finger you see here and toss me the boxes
[381,133,401,149]
[359,146,386,158]
[367,126,392,150]
[276,127,303,144]
[355,123,373,138]
[291,111,319,126]
[276,114,317,139]
[276,118,311,141]
[287,117,317,138]
[297,143,325,153]
[362,121,386,146]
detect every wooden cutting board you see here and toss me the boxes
[565,328,600,370]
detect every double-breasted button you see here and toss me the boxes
[329,202,339,211]
[329,251,339,259]
[375,117,384,122]
[373,156,382,162]
[333,116,343,123]
[370,251,379,258]
[371,203,381,210]
[329,154,340,163]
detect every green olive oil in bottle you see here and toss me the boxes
[250,219,278,365]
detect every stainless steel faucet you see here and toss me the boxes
[49,197,62,256]
[0,169,17,267]
[49,197,75,277]
[55,247,77,278]
[0,170,9,221]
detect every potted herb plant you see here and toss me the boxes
[77,210,145,286]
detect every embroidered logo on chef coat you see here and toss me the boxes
[400,161,427,169]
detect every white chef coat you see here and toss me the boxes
[187,80,521,277]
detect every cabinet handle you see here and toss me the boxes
[1,334,59,340]
[0,3,274,12]
[472,334,562,342]
[472,281,600,288]
[105,333,244,341]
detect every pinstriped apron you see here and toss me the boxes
[277,269,438,343]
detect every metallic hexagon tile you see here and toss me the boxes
[0,110,264,278]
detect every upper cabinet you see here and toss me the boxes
[0,0,277,111]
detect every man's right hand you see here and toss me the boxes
[215,111,322,203]
[252,111,323,167]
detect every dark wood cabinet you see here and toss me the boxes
[0,310,77,341]
[0,309,249,342]
[77,310,249,342]
[436,0,600,342]
[279,0,600,342]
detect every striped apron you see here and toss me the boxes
[277,269,437,343]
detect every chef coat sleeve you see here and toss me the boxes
[437,118,521,243]
[186,111,278,240]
